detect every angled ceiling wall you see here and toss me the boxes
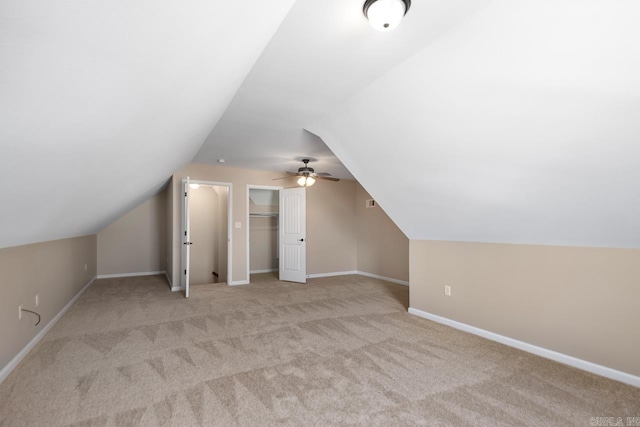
[0,0,296,249]
[3,0,639,251]
[195,0,488,179]
[308,0,640,248]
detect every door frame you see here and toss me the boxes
[181,177,191,297]
[246,184,283,283]
[181,179,233,292]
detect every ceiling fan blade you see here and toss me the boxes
[286,171,300,176]
[272,176,292,181]
[316,172,332,177]
[316,176,340,182]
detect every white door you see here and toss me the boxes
[279,187,306,283]
[181,177,192,297]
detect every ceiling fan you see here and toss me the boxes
[274,158,340,187]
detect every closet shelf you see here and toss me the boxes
[249,213,279,218]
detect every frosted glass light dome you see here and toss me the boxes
[364,0,410,32]
[297,176,316,187]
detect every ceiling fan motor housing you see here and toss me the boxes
[298,166,315,174]
[272,158,339,183]
[298,158,314,175]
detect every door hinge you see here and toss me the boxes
[185,192,187,197]
[184,269,187,275]
[185,231,187,236]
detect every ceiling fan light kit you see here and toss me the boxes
[273,158,341,187]
[297,176,316,187]
[363,0,411,32]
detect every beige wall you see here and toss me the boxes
[97,190,167,276]
[0,235,97,370]
[306,178,357,274]
[215,187,229,283]
[410,240,640,376]
[250,217,278,272]
[170,163,359,285]
[356,183,409,281]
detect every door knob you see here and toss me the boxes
[298,238,305,242]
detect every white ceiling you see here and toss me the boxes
[0,0,296,249]
[309,0,640,248]
[2,0,639,250]
[195,0,488,178]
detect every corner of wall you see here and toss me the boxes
[0,235,98,380]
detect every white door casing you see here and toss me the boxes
[181,177,192,298]
[279,187,306,283]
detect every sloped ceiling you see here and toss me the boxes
[195,0,488,179]
[308,1,640,248]
[0,0,296,249]
[249,189,279,207]
[3,0,638,250]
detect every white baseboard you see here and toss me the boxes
[97,270,165,279]
[408,307,640,388]
[229,280,250,286]
[305,270,408,286]
[357,271,409,286]
[0,276,97,384]
[307,271,358,279]
[250,268,278,274]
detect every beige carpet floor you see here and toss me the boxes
[1,273,638,426]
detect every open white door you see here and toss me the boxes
[279,187,306,283]
[181,177,192,297]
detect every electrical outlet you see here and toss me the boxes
[84,263,88,272]
[19,305,22,319]
[444,285,452,296]
[35,294,39,307]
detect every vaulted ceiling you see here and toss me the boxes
[308,1,640,248]
[0,0,296,248]
[2,0,639,249]
[195,0,488,178]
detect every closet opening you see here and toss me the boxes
[247,186,281,282]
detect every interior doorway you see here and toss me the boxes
[182,179,232,297]
[247,186,281,281]
[190,183,229,284]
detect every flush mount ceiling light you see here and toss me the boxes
[363,0,411,32]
